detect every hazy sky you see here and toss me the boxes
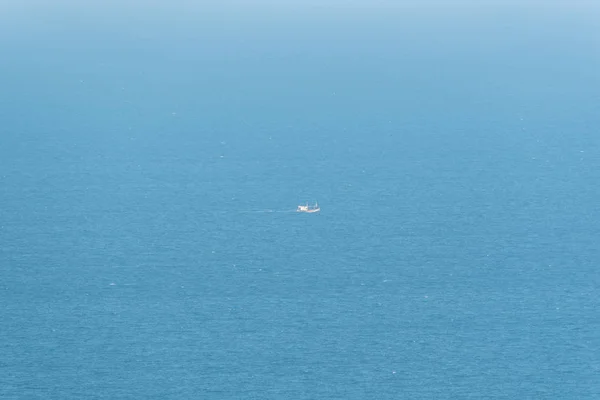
[1,0,597,74]
[2,0,599,38]
[2,0,599,22]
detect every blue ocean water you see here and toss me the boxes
[1,3,600,399]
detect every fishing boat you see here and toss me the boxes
[297,202,320,213]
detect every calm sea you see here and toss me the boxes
[1,3,600,399]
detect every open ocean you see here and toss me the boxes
[1,2,600,398]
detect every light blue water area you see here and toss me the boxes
[1,3,600,399]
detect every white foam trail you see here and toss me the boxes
[239,209,296,213]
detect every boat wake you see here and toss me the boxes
[240,209,297,213]
[241,202,320,214]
